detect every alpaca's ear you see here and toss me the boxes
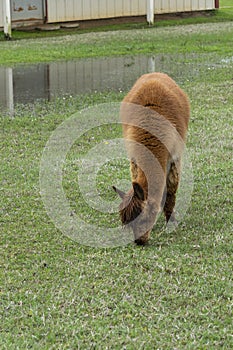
[132,182,144,201]
[112,186,125,199]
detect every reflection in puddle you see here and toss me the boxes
[0,54,198,112]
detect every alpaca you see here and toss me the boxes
[113,73,190,245]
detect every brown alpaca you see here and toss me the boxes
[113,73,190,245]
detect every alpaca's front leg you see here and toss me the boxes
[164,161,180,226]
[135,230,151,245]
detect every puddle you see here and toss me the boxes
[0,54,199,112]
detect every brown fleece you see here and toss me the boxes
[114,73,190,244]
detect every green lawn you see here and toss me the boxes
[0,13,233,350]
[221,0,233,7]
[0,21,233,66]
[0,0,233,65]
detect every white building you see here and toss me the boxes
[0,0,218,29]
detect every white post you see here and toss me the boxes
[3,0,12,39]
[147,0,154,26]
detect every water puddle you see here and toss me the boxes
[0,53,208,113]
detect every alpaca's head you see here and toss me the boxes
[113,182,156,245]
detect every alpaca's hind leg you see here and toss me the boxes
[163,161,180,225]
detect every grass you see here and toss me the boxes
[1,9,233,350]
[0,1,233,43]
[0,21,233,66]
[0,1,233,65]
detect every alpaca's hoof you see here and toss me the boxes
[135,238,149,246]
[134,231,151,246]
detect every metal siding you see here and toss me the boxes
[65,0,74,21]
[82,0,91,20]
[49,0,72,22]
[101,0,115,18]
[47,0,57,22]
[0,1,217,26]
[91,0,100,19]
[203,0,215,10]
[207,0,215,9]
[138,0,147,15]
[98,0,108,18]
[176,0,183,12]
[64,0,71,20]
[46,0,216,23]
[184,0,190,11]
[154,0,165,13]
[184,0,191,11]
[198,0,206,10]
[191,0,199,10]
[122,0,131,17]
[73,1,82,20]
[159,0,170,13]
[113,0,119,17]
[200,0,206,10]
[127,0,134,16]
[187,0,192,11]
[115,0,124,18]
